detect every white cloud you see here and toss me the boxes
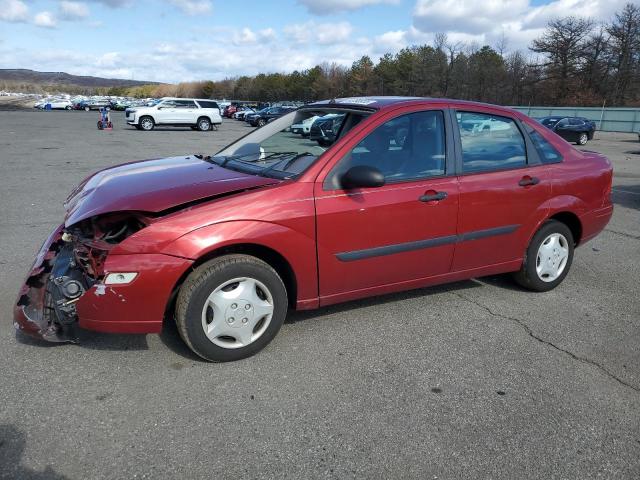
[232,27,276,46]
[0,0,29,22]
[34,11,57,28]
[168,0,212,15]
[0,29,375,83]
[284,21,353,45]
[414,0,530,35]
[87,0,131,7]
[412,0,629,52]
[60,1,90,20]
[298,0,400,15]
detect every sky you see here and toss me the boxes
[0,0,630,83]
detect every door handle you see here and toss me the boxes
[518,176,540,187]
[419,191,448,202]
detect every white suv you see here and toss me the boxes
[125,98,222,131]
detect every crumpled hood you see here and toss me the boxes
[64,155,279,226]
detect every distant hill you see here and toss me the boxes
[0,69,160,87]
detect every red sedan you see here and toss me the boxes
[14,97,613,361]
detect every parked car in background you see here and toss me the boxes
[111,100,133,111]
[233,106,255,120]
[82,99,111,111]
[309,113,345,146]
[539,116,596,145]
[222,104,235,118]
[14,97,614,362]
[243,107,267,125]
[248,106,296,127]
[125,97,222,131]
[291,115,319,136]
[34,98,73,110]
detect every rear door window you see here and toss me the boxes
[456,111,526,174]
[175,100,197,109]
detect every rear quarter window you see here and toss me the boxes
[526,125,563,164]
[197,101,219,109]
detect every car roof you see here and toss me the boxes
[159,97,218,102]
[306,96,521,115]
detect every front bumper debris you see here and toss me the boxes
[14,225,81,342]
[15,223,194,342]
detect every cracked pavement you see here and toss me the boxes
[0,112,639,479]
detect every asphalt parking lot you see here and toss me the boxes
[0,110,639,479]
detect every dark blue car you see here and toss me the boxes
[539,116,596,145]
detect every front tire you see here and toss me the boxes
[513,220,574,292]
[176,255,288,362]
[257,118,266,127]
[139,116,155,131]
[577,132,588,145]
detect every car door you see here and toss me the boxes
[451,109,552,272]
[156,100,179,124]
[314,107,459,304]
[174,100,198,124]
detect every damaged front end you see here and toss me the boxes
[14,213,150,342]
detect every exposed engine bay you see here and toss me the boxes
[16,213,149,342]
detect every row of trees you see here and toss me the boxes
[115,3,639,107]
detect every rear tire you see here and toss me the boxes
[577,132,588,145]
[513,220,574,292]
[257,118,266,127]
[84,106,90,112]
[176,254,288,362]
[139,116,155,131]
[65,105,72,110]
[197,117,211,132]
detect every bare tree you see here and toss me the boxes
[607,3,640,104]
[531,16,594,102]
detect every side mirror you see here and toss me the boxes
[341,165,385,190]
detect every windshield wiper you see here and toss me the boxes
[215,151,300,168]
[257,153,314,178]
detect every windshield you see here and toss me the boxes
[212,108,371,179]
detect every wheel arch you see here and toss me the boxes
[548,211,583,246]
[139,114,155,124]
[163,242,299,324]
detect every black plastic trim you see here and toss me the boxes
[336,224,520,262]
[458,224,519,242]
[336,235,458,261]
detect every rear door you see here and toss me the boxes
[315,106,459,304]
[451,109,551,271]
[174,100,198,124]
